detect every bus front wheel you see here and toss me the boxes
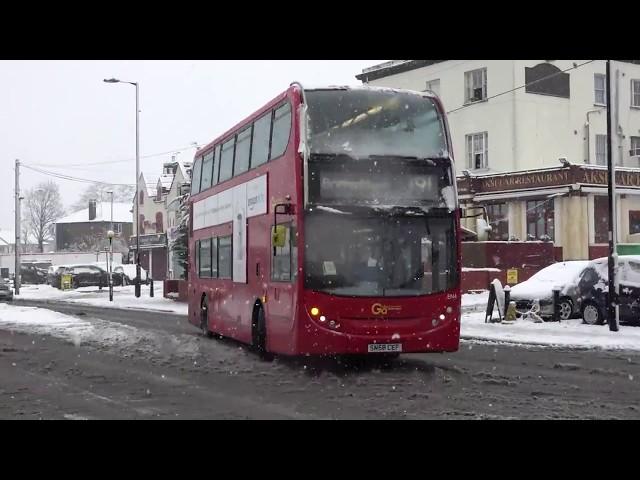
[252,305,273,361]
[200,296,213,338]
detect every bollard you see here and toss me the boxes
[150,278,154,297]
[504,285,511,320]
[552,287,561,322]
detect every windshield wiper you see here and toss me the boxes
[367,155,449,165]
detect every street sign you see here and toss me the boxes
[507,269,518,284]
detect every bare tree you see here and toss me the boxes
[70,183,135,212]
[25,181,65,253]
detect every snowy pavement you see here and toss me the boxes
[14,282,187,315]
[3,287,639,352]
[460,291,640,351]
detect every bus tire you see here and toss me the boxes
[200,296,213,338]
[252,304,273,361]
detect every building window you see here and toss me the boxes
[526,199,555,241]
[630,211,640,235]
[632,79,640,108]
[139,190,144,205]
[139,214,145,235]
[218,236,232,279]
[155,212,163,234]
[486,203,509,240]
[425,79,440,97]
[113,223,122,234]
[464,68,487,103]
[466,132,488,170]
[630,137,640,157]
[594,196,609,244]
[596,134,608,166]
[270,102,292,160]
[594,74,607,105]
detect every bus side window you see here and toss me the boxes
[195,240,200,276]
[199,238,212,278]
[212,144,221,186]
[270,102,292,160]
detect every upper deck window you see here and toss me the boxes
[306,89,447,160]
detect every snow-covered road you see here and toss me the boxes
[2,300,639,419]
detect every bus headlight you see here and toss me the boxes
[310,307,320,316]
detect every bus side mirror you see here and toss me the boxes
[272,225,287,249]
[476,218,492,241]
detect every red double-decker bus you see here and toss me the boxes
[187,83,461,357]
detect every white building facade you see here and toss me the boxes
[357,60,640,260]
[131,159,191,279]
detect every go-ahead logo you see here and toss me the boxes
[371,303,402,315]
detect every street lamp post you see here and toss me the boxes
[106,190,114,301]
[605,60,619,331]
[104,78,141,298]
[107,230,114,301]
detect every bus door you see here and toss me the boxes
[267,218,298,349]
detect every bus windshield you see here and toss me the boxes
[306,88,447,159]
[304,210,457,297]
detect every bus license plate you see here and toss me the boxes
[368,343,402,353]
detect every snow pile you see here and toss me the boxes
[0,302,93,342]
[16,282,188,315]
[462,291,489,313]
[0,303,199,355]
[461,311,640,351]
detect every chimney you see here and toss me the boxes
[89,200,97,221]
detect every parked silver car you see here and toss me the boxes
[510,261,591,320]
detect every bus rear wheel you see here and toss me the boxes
[200,296,213,338]
[252,305,273,361]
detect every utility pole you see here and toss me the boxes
[14,159,21,295]
[606,59,619,331]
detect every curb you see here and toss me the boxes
[10,298,187,317]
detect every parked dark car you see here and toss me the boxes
[20,264,48,284]
[0,277,13,302]
[65,265,110,289]
[571,256,640,325]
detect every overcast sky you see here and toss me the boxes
[0,60,386,230]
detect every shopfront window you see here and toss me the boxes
[594,196,609,243]
[486,203,509,240]
[526,199,555,241]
